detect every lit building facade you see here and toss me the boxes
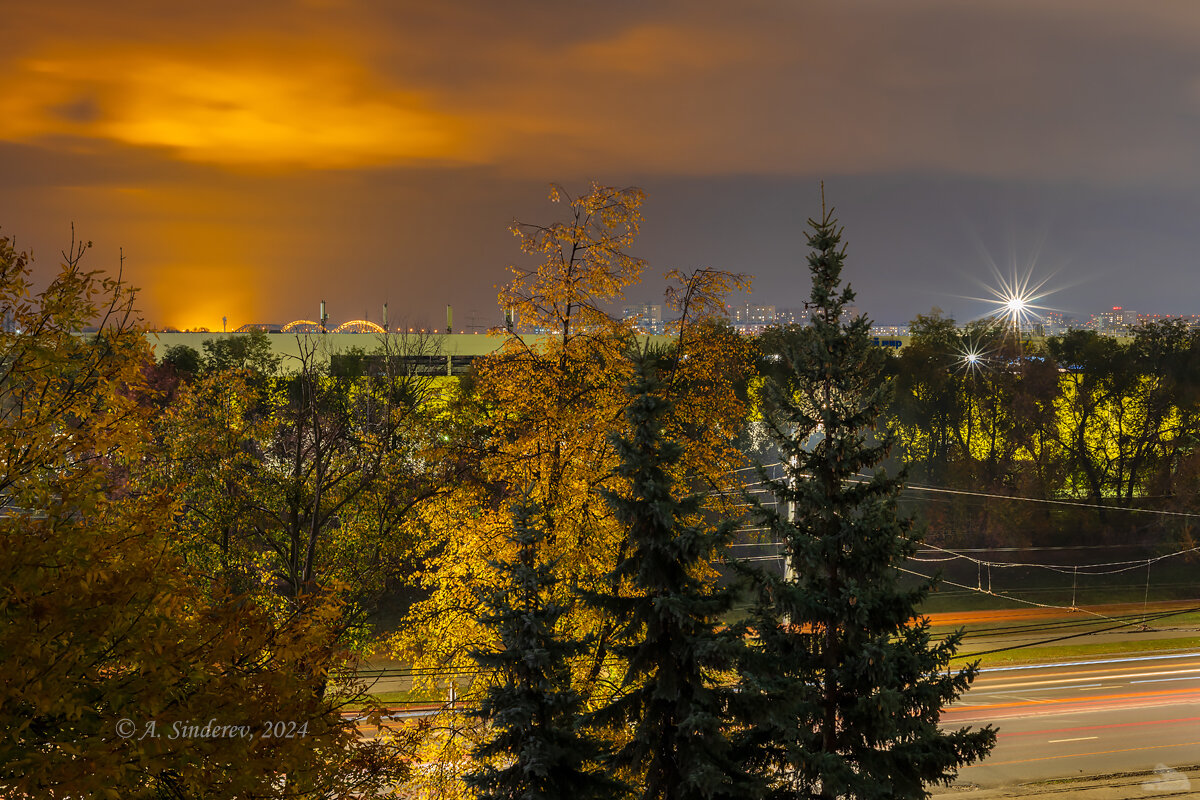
[622,303,664,334]
[1091,306,1138,332]
[732,303,776,333]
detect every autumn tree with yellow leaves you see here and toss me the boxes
[0,232,410,798]
[155,332,460,634]
[392,185,751,798]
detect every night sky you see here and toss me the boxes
[4,1,1200,330]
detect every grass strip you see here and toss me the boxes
[951,636,1200,668]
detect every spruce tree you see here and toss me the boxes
[586,356,759,800]
[466,497,618,800]
[738,201,995,799]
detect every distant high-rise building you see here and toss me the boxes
[622,303,664,334]
[1040,311,1069,335]
[774,307,808,326]
[1093,306,1138,332]
[733,303,777,333]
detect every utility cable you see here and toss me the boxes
[896,565,1114,620]
[950,602,1200,660]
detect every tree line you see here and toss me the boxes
[886,313,1200,548]
[1,188,994,799]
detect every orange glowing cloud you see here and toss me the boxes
[0,42,476,169]
[7,0,1200,183]
[569,22,754,77]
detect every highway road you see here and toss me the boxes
[945,652,1200,788]
[351,650,1200,790]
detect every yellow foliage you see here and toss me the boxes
[390,187,751,797]
[0,234,410,796]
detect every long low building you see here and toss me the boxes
[147,331,680,375]
[147,330,914,376]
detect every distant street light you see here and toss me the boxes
[981,269,1052,335]
[953,339,990,376]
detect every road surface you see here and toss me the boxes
[946,652,1200,788]
[349,650,1200,790]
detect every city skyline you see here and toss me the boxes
[6,2,1200,329]
[157,297,1193,335]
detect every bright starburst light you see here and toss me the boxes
[964,266,1059,333]
[953,335,995,376]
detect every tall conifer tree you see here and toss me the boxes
[466,498,617,800]
[587,355,758,800]
[738,199,995,799]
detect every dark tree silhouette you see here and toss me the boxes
[586,354,758,800]
[738,199,995,799]
[467,497,619,800]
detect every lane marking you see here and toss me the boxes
[1132,675,1200,685]
[974,667,1200,691]
[983,683,1103,694]
[949,686,1200,712]
[991,715,1200,739]
[978,739,1200,767]
[969,662,1200,690]
[948,700,1199,724]
[1046,736,1098,743]
[977,652,1200,674]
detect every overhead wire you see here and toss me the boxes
[951,602,1200,659]
[902,481,1200,519]
[913,540,1200,573]
[708,457,1200,522]
[896,565,1114,620]
[723,534,1200,573]
[373,453,1200,686]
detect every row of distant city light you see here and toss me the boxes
[218,271,1047,343]
[269,292,1034,337]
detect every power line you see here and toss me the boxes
[901,482,1200,519]
[727,535,1200,573]
[917,544,1178,552]
[725,463,1200,520]
[914,540,1200,573]
[896,565,1114,621]
[927,608,1171,642]
[951,603,1200,660]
